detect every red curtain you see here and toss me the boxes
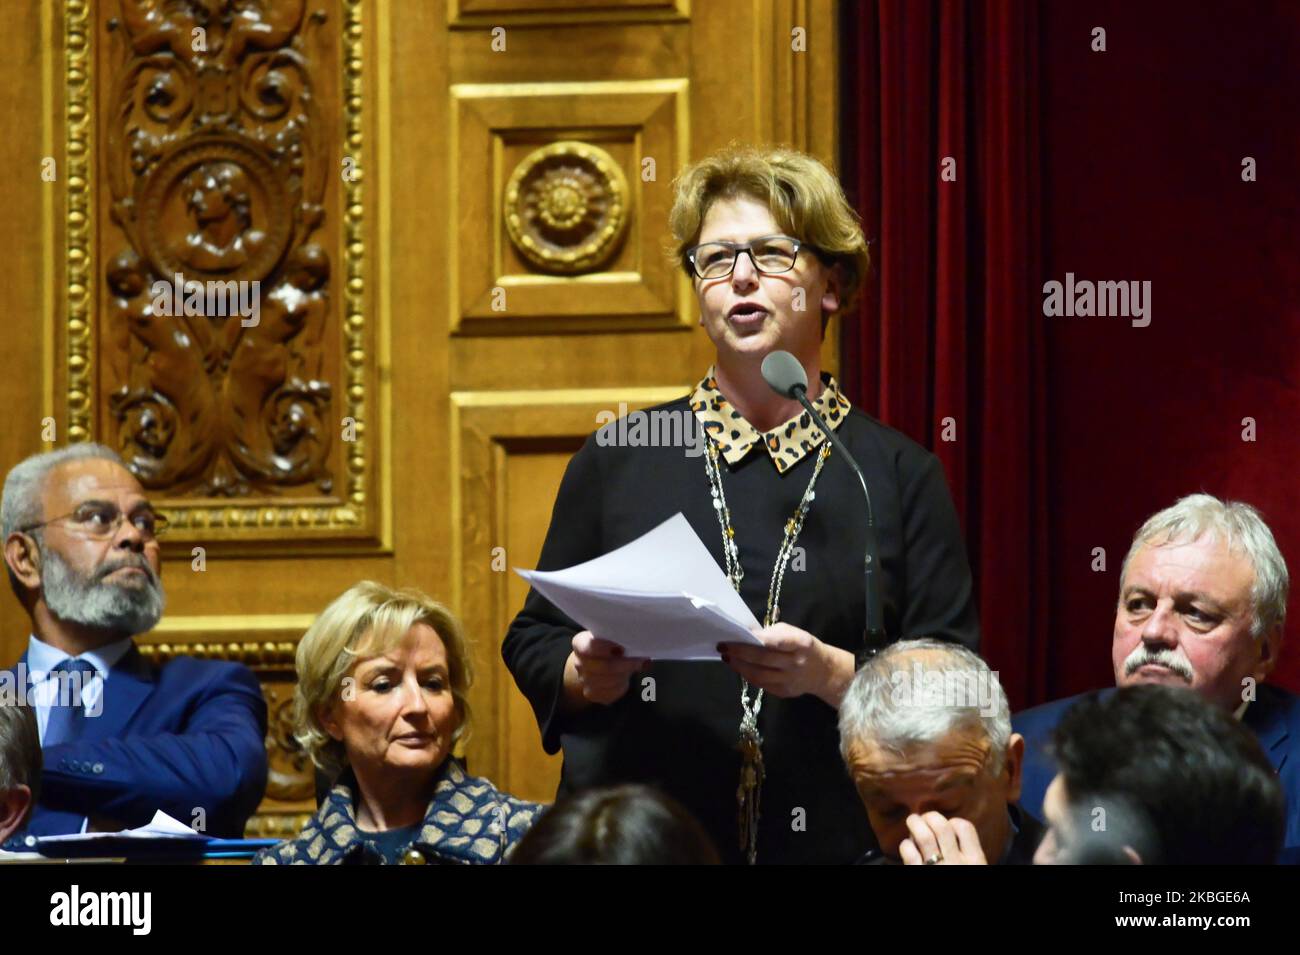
[840,0,1049,709]
[841,0,1300,704]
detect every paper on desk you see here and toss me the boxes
[34,810,207,844]
[516,512,763,660]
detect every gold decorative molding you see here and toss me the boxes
[138,640,299,667]
[244,812,313,840]
[65,0,94,444]
[450,385,688,414]
[504,141,630,274]
[340,0,371,522]
[447,0,690,28]
[160,500,361,534]
[142,612,314,663]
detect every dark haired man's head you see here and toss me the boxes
[509,785,720,865]
[1035,685,1284,865]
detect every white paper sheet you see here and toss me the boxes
[516,513,763,660]
[34,810,206,844]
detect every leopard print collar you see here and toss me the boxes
[689,365,852,473]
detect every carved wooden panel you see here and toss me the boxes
[84,0,383,547]
[450,80,691,334]
[451,388,684,801]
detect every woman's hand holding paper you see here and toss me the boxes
[717,624,855,707]
[562,631,651,710]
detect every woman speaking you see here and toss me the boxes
[503,143,978,864]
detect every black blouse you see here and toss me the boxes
[502,386,979,864]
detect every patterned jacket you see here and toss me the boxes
[254,759,545,865]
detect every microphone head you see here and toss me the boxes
[761,350,809,398]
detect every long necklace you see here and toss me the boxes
[704,437,831,864]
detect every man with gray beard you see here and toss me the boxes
[1013,494,1300,863]
[0,445,266,843]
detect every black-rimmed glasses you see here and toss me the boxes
[684,234,808,280]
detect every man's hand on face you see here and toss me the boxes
[898,811,989,865]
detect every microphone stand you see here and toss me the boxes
[788,383,890,660]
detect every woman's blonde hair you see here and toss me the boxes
[293,581,475,779]
[668,142,871,321]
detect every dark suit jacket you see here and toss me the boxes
[855,804,1044,865]
[1013,683,1300,862]
[2,645,268,845]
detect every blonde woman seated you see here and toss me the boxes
[256,582,544,865]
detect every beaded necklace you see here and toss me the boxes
[703,437,832,864]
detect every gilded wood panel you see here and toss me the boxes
[450,79,690,335]
[451,388,686,801]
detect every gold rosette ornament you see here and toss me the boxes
[503,141,630,274]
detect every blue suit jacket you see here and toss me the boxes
[1013,683,1300,862]
[3,645,267,845]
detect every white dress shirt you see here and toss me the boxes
[25,633,134,743]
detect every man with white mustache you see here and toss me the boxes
[0,444,267,844]
[1013,494,1300,862]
